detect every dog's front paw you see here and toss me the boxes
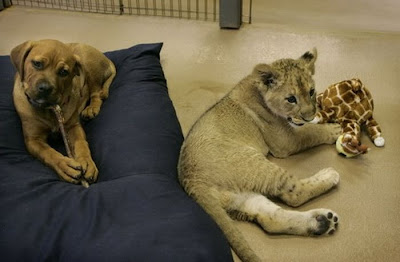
[81,105,101,120]
[307,209,339,236]
[76,156,99,183]
[54,156,83,184]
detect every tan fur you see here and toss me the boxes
[178,49,341,262]
[11,39,116,185]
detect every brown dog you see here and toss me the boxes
[11,39,116,185]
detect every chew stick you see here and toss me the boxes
[50,105,90,188]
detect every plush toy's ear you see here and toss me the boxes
[299,48,317,75]
[253,64,280,88]
[10,41,35,82]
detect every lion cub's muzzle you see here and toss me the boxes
[25,80,57,108]
[288,114,317,127]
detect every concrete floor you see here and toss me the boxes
[1,3,400,262]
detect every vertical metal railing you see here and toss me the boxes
[11,0,252,23]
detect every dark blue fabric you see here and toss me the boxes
[0,43,233,262]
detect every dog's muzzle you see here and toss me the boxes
[25,81,55,108]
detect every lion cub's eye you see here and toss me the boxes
[286,96,297,104]
[32,60,43,70]
[58,69,69,77]
[309,88,315,97]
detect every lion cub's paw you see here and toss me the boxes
[316,167,340,186]
[307,209,339,236]
[325,123,341,144]
[81,105,101,120]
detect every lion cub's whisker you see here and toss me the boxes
[49,104,90,188]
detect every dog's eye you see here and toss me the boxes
[32,60,43,70]
[286,96,297,104]
[58,69,69,77]
[309,88,315,97]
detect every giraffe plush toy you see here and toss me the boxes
[311,78,385,157]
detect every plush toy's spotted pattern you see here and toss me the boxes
[312,78,384,155]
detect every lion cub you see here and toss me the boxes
[178,49,341,262]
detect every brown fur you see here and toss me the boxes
[178,49,341,262]
[11,39,116,184]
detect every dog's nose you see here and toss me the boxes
[37,82,53,95]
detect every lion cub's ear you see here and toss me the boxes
[299,48,318,75]
[253,64,280,88]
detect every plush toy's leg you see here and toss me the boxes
[311,108,336,124]
[337,120,369,156]
[365,116,385,147]
[340,119,361,140]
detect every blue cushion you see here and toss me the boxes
[0,43,233,262]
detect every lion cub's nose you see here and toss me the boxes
[37,82,53,96]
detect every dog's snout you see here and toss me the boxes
[37,82,53,95]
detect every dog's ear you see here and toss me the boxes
[73,55,83,77]
[10,41,35,82]
[299,48,317,75]
[253,64,280,88]
[73,55,85,88]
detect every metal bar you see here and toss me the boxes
[128,0,132,14]
[136,0,140,15]
[248,0,252,24]
[187,0,190,19]
[12,0,226,23]
[144,0,148,15]
[204,0,207,20]
[196,0,199,19]
[178,0,181,18]
[220,0,242,29]
[119,0,124,14]
[213,0,216,21]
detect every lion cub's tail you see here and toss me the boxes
[191,186,262,262]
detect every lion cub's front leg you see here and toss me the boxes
[270,123,341,158]
[294,123,341,152]
[276,167,340,207]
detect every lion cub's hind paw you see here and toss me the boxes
[308,209,339,236]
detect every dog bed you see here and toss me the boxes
[0,43,233,262]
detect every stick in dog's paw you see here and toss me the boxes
[50,105,90,188]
